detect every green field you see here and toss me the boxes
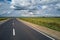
[20,17,60,31]
[0,18,8,21]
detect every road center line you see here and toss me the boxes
[12,22,14,25]
[13,28,15,36]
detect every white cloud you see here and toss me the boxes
[10,5,15,9]
[29,12,33,14]
[40,0,60,4]
[0,0,60,17]
[21,12,34,17]
[0,3,1,6]
[41,5,48,9]
[11,0,60,10]
[55,3,60,9]
[3,11,7,14]
[11,0,31,6]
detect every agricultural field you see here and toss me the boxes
[20,17,60,31]
[0,18,8,21]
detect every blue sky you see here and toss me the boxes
[0,0,60,17]
[0,0,11,1]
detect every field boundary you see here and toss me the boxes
[17,18,60,40]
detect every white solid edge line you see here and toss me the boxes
[37,30,55,40]
[13,28,15,36]
[17,19,55,40]
[31,27,55,40]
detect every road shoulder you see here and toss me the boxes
[0,19,10,25]
[17,18,60,40]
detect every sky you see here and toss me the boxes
[0,0,60,17]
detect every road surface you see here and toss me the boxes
[0,18,55,40]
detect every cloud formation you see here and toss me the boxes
[0,0,60,17]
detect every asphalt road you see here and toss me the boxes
[0,18,54,40]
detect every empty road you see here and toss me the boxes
[0,18,55,40]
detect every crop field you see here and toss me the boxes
[20,17,60,31]
[0,18,8,21]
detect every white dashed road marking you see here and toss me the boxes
[13,28,15,36]
[12,21,15,36]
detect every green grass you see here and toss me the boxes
[20,17,60,31]
[0,18,8,21]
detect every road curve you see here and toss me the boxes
[0,18,54,40]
